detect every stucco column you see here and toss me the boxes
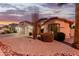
[73,3,79,49]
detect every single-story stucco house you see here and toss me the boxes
[39,17,74,39]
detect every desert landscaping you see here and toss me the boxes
[0,3,79,56]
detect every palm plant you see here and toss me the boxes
[30,6,39,39]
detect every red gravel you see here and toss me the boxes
[0,35,79,56]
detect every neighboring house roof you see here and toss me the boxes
[19,21,33,25]
[9,23,18,27]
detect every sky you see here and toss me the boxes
[0,3,75,26]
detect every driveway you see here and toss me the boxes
[0,34,79,56]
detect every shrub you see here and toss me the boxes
[13,30,17,33]
[4,30,11,34]
[0,32,6,34]
[54,32,65,42]
[11,30,17,33]
[40,32,53,42]
[29,32,32,36]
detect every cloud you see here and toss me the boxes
[8,14,24,17]
[0,3,75,22]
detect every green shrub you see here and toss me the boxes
[11,30,17,33]
[13,30,17,33]
[4,30,11,34]
[54,32,65,42]
[0,32,6,34]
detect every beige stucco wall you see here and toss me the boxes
[41,19,71,39]
[16,23,33,37]
[55,20,71,38]
[25,25,33,36]
[70,29,74,37]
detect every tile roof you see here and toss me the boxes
[19,17,74,26]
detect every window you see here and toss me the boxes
[48,23,60,33]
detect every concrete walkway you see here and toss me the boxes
[0,34,79,56]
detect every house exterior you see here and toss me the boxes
[39,17,74,39]
[0,24,18,34]
[16,21,33,37]
[16,17,74,39]
[0,27,4,33]
[8,23,18,33]
[1,25,10,32]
